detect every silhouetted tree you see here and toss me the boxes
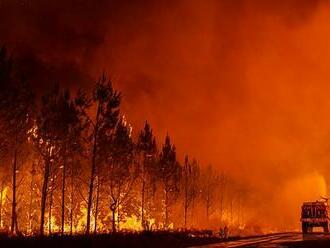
[182,156,200,229]
[105,117,136,232]
[0,46,247,233]
[0,47,34,234]
[159,135,181,229]
[201,165,219,222]
[68,159,83,235]
[137,121,157,229]
[31,85,79,235]
[218,173,226,226]
[27,161,38,233]
[83,75,121,234]
[57,91,86,234]
[48,164,59,235]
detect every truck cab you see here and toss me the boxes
[301,199,329,233]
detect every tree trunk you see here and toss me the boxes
[117,205,120,231]
[184,165,188,230]
[70,170,74,235]
[86,102,101,235]
[28,164,35,233]
[141,178,145,229]
[14,215,18,233]
[0,181,4,228]
[206,204,209,221]
[48,185,53,235]
[164,189,169,229]
[70,196,73,235]
[206,192,210,222]
[48,173,55,235]
[61,157,67,235]
[94,177,100,234]
[11,148,18,234]
[220,194,224,225]
[184,195,188,229]
[191,198,195,228]
[110,204,116,233]
[86,147,96,234]
[40,156,51,235]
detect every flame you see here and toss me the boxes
[44,214,59,233]
[0,187,7,205]
[121,215,142,231]
[0,186,8,228]
[77,202,95,233]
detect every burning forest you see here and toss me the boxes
[3,1,330,247]
[0,47,246,236]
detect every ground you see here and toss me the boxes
[199,232,330,248]
[0,231,226,248]
[1,232,330,248]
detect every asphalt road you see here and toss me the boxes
[194,232,330,248]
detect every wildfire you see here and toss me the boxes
[0,186,8,228]
[0,54,249,236]
[121,215,142,231]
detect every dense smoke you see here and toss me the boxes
[1,0,330,230]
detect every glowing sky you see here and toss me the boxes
[1,0,330,229]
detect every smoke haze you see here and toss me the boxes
[1,0,330,230]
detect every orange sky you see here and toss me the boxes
[2,0,330,230]
[98,1,330,230]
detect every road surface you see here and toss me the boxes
[194,232,330,248]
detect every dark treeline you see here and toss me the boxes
[0,46,246,236]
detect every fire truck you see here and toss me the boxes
[301,198,329,233]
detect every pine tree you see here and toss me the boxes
[31,85,79,235]
[159,135,181,229]
[137,121,157,229]
[0,47,34,234]
[183,156,200,229]
[84,74,121,234]
[106,117,136,232]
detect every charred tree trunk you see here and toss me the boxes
[70,196,73,235]
[94,177,100,234]
[70,170,74,235]
[110,202,116,233]
[40,155,51,235]
[11,148,18,234]
[206,194,210,222]
[86,103,101,235]
[48,173,55,235]
[206,204,209,221]
[70,207,73,235]
[14,215,18,233]
[220,193,224,225]
[61,157,67,235]
[184,162,188,230]
[205,185,211,223]
[184,191,188,229]
[117,204,120,231]
[48,185,53,235]
[86,143,96,234]
[141,177,145,229]
[0,180,5,228]
[191,197,195,228]
[164,188,169,229]
[219,177,225,226]
[28,164,36,233]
